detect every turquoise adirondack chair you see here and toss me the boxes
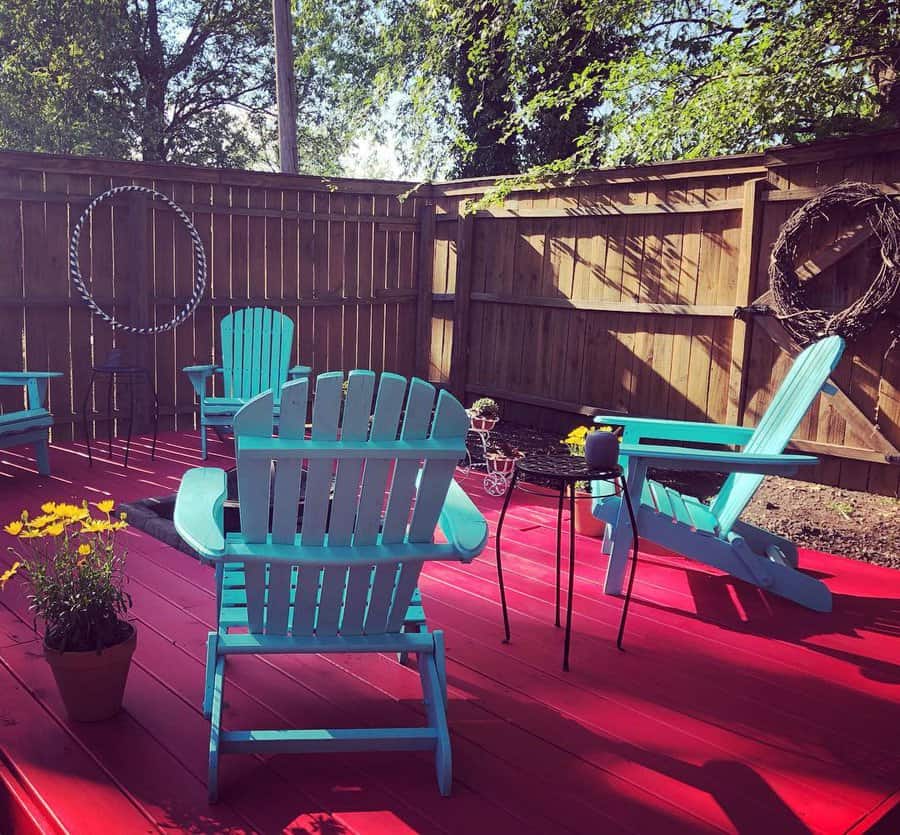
[183,307,311,458]
[592,336,845,612]
[0,372,63,475]
[173,370,488,800]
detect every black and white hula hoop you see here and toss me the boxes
[69,185,207,334]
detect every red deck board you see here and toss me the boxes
[0,433,899,834]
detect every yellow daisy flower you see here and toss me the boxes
[26,514,56,529]
[77,543,91,556]
[3,521,23,536]
[54,503,88,520]
[40,501,57,514]
[96,499,116,514]
[0,561,21,590]
[81,520,113,533]
[45,523,65,537]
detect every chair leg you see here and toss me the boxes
[200,419,208,459]
[203,632,218,718]
[600,522,613,556]
[34,438,50,476]
[420,632,452,797]
[208,654,225,803]
[433,629,448,709]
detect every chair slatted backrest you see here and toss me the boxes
[232,370,468,638]
[220,308,294,401]
[711,336,845,534]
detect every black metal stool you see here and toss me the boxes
[494,454,640,671]
[82,361,159,469]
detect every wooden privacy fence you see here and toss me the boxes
[0,131,899,496]
[0,151,423,440]
[425,132,900,497]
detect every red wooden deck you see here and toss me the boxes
[1,431,898,834]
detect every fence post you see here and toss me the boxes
[414,202,436,381]
[449,212,474,401]
[126,191,153,432]
[726,178,766,426]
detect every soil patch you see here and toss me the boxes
[485,422,900,570]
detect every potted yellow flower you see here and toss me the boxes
[2,499,134,722]
[561,426,619,537]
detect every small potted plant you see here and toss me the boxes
[469,397,500,432]
[561,426,619,537]
[2,499,135,722]
[483,439,523,495]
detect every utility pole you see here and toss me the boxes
[272,0,298,174]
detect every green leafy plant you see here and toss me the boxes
[2,499,131,652]
[471,397,500,420]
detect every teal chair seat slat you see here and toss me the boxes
[183,307,310,458]
[0,372,62,475]
[593,336,845,612]
[174,370,487,800]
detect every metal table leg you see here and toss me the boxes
[82,370,97,466]
[563,481,577,672]
[554,486,564,627]
[124,371,136,468]
[494,467,519,643]
[106,373,114,458]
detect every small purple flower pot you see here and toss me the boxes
[585,431,619,470]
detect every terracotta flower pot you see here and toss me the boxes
[470,415,498,432]
[43,624,137,722]
[573,491,607,538]
[486,454,517,476]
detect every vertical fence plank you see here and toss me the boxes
[449,214,474,400]
[0,170,24,417]
[415,203,436,380]
[726,178,766,425]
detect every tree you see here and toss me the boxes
[525,0,900,168]
[374,0,899,182]
[0,1,274,166]
[0,0,382,171]
[372,0,632,178]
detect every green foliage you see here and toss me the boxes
[290,0,384,175]
[0,0,381,171]
[470,397,500,419]
[374,0,899,183]
[3,501,131,652]
[597,0,900,165]
[0,0,273,165]
[374,0,631,177]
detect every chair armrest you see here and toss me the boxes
[288,365,312,379]
[182,365,222,398]
[174,467,227,560]
[438,479,488,562]
[182,364,221,375]
[0,372,62,409]
[618,443,817,476]
[0,372,63,382]
[595,415,755,446]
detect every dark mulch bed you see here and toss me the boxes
[484,421,900,570]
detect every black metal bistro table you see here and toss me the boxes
[494,454,640,671]
[81,362,159,469]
